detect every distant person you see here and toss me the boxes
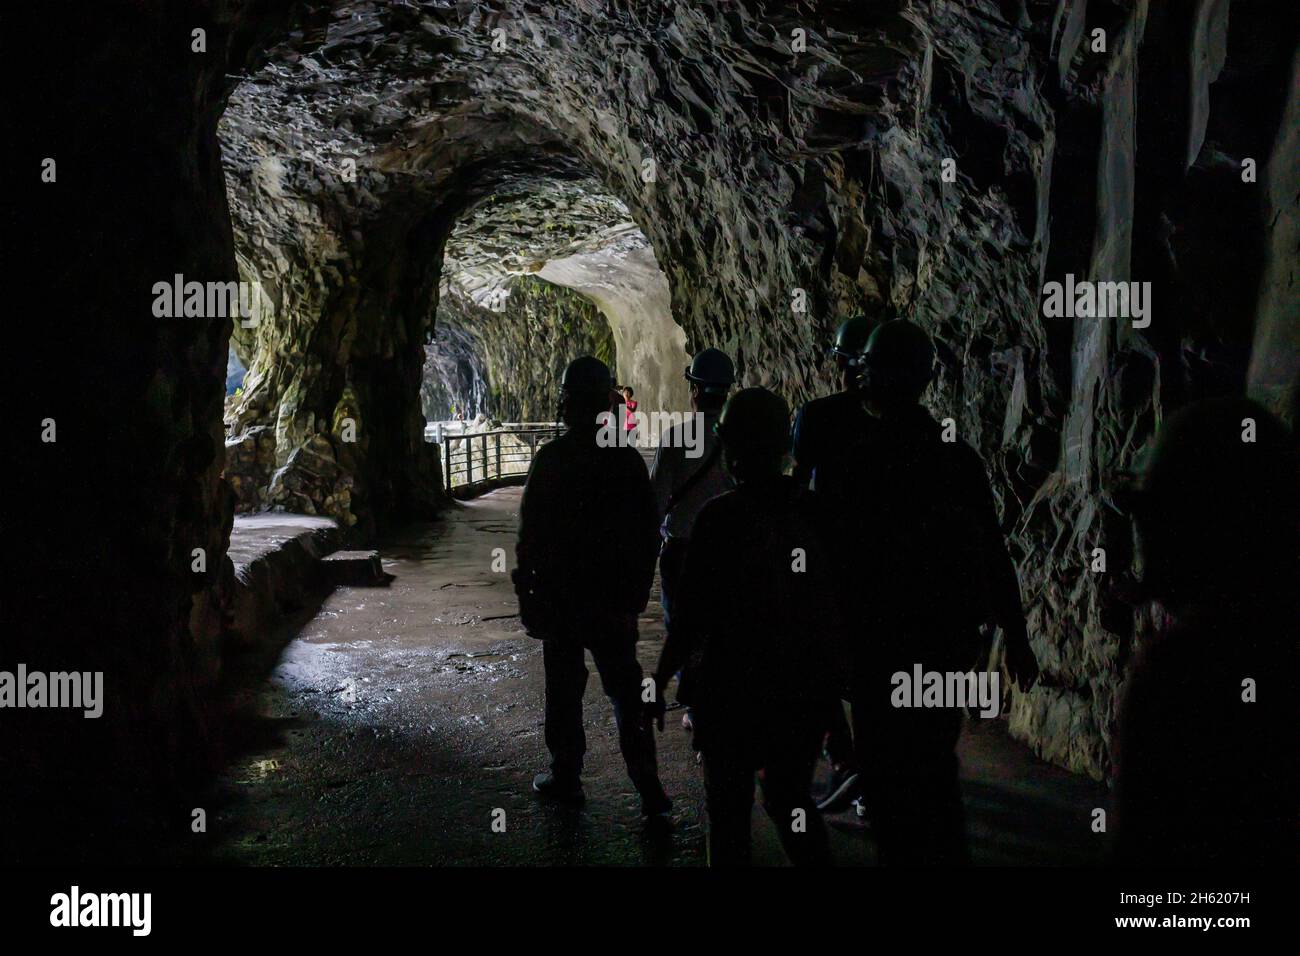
[650,388,845,866]
[1113,398,1296,866]
[650,348,736,730]
[621,386,639,438]
[816,319,1038,865]
[792,314,878,812]
[513,356,671,816]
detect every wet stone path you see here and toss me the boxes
[214,487,1107,867]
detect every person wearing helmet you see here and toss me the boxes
[816,319,1038,865]
[1113,398,1295,866]
[790,314,878,813]
[649,347,736,729]
[648,388,846,866]
[513,355,671,816]
[792,314,878,487]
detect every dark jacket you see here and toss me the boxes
[659,476,848,722]
[1114,606,1297,867]
[815,404,1024,678]
[514,426,659,637]
[791,389,875,489]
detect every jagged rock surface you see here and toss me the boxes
[440,273,617,421]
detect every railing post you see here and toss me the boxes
[443,437,451,492]
[494,432,502,480]
[481,433,488,485]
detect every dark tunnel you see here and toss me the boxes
[3,0,1296,923]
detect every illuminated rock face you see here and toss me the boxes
[17,1,1294,798]
[437,274,617,423]
[426,178,686,424]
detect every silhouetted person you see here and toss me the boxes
[817,319,1038,865]
[650,388,844,866]
[791,314,877,489]
[650,347,735,730]
[1114,397,1296,866]
[514,356,670,816]
[792,314,878,811]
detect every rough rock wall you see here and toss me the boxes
[438,275,617,421]
[426,176,682,420]
[422,325,490,421]
[220,167,447,535]
[999,0,1297,776]
[7,0,303,855]
[539,242,691,424]
[212,0,1297,778]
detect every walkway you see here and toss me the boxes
[213,487,1107,866]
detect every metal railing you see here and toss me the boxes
[432,424,564,496]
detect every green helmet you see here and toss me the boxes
[716,387,791,464]
[858,319,935,402]
[561,355,613,394]
[684,348,736,393]
[828,315,874,360]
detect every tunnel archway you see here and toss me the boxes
[217,120,696,531]
[209,2,899,540]
[426,167,690,426]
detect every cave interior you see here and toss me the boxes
[7,0,1297,865]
